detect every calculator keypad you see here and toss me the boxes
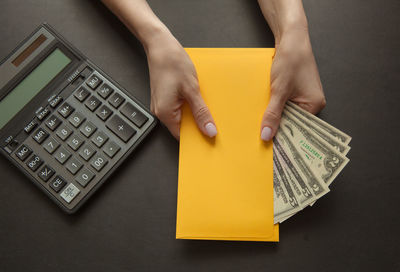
[12,68,154,211]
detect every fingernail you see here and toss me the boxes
[205,122,217,137]
[261,127,272,141]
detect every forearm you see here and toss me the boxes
[101,0,172,51]
[257,0,309,45]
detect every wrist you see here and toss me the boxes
[139,23,175,53]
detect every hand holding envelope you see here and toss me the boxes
[177,48,279,241]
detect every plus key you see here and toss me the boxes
[105,115,136,142]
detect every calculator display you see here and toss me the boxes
[0,48,71,129]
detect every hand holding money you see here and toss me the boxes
[273,102,351,223]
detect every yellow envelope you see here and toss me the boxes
[176,48,279,242]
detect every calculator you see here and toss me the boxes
[0,23,157,213]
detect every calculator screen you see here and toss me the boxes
[0,48,71,129]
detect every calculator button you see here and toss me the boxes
[120,102,149,128]
[67,134,85,151]
[24,120,37,134]
[49,96,63,108]
[54,146,71,165]
[45,115,62,131]
[60,183,80,203]
[80,121,97,137]
[90,154,108,172]
[91,131,109,147]
[75,167,95,187]
[15,144,32,161]
[36,107,50,121]
[106,114,136,142]
[74,86,90,102]
[68,112,86,128]
[97,83,113,99]
[26,154,43,171]
[66,157,83,175]
[43,136,60,154]
[38,165,55,182]
[85,95,102,111]
[108,92,125,108]
[103,141,121,158]
[56,125,73,141]
[80,66,93,78]
[79,143,96,161]
[32,128,49,144]
[58,102,74,118]
[86,74,102,90]
[49,176,67,193]
[95,104,112,121]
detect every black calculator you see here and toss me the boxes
[0,24,157,213]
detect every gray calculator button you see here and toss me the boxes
[24,120,37,134]
[74,86,90,102]
[36,107,50,121]
[108,92,125,108]
[38,165,55,182]
[45,115,62,131]
[97,83,113,99]
[120,102,149,128]
[68,112,86,128]
[54,146,71,165]
[49,176,67,193]
[32,127,49,144]
[75,167,95,187]
[56,125,73,141]
[85,95,101,111]
[79,143,96,161]
[15,144,32,161]
[60,183,80,203]
[26,154,43,171]
[80,121,97,137]
[67,134,85,151]
[103,141,121,158]
[91,130,109,147]
[90,154,108,172]
[43,136,60,154]
[58,102,74,118]
[106,114,136,142]
[86,74,102,90]
[66,157,83,175]
[49,96,63,108]
[95,104,112,121]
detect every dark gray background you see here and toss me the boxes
[1,0,399,271]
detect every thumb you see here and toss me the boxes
[260,94,286,141]
[184,89,217,138]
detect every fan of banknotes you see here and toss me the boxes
[273,101,351,223]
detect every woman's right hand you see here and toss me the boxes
[145,30,217,140]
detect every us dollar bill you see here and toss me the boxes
[274,132,329,199]
[286,101,352,145]
[273,159,301,223]
[274,145,315,209]
[284,106,351,155]
[280,110,349,186]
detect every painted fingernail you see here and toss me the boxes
[205,122,217,138]
[261,127,272,141]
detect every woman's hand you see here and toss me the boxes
[145,31,217,140]
[260,28,326,141]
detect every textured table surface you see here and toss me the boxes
[0,1,399,271]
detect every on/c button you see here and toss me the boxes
[60,183,80,203]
